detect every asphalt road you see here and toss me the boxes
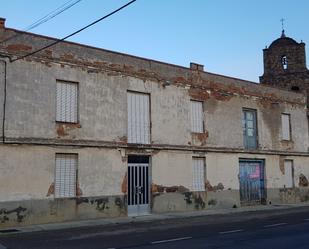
[1,206,309,249]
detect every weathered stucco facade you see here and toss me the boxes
[0,18,309,228]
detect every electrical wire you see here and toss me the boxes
[24,0,82,32]
[1,0,82,44]
[11,0,137,63]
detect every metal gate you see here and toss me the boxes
[239,160,266,205]
[127,156,150,216]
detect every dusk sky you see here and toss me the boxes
[1,0,308,82]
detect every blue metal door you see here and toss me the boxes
[239,160,266,205]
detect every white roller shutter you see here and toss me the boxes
[55,154,77,198]
[284,160,293,188]
[192,158,205,191]
[56,81,78,123]
[127,92,150,144]
[281,113,291,140]
[191,100,203,133]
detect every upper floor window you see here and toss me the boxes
[56,81,78,123]
[281,113,291,140]
[242,109,258,149]
[190,100,204,133]
[127,91,150,144]
[281,55,288,70]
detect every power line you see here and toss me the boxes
[24,0,82,31]
[11,0,137,63]
[1,0,82,44]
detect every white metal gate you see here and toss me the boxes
[127,156,150,216]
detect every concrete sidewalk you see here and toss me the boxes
[2,202,309,234]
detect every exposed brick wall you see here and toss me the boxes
[0,27,305,106]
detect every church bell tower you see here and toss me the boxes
[260,29,309,94]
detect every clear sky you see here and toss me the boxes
[1,0,308,82]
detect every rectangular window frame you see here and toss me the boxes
[190,100,204,133]
[54,153,78,198]
[283,159,294,188]
[281,113,291,141]
[192,157,206,192]
[242,108,258,150]
[55,80,79,124]
[127,90,151,144]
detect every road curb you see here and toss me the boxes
[1,203,309,234]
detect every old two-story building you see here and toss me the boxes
[0,17,309,227]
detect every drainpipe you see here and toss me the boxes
[0,57,8,143]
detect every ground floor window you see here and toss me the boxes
[192,157,206,191]
[284,160,294,188]
[55,153,78,198]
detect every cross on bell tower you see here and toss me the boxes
[280,18,286,37]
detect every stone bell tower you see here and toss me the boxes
[260,29,309,96]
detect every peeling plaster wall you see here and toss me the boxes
[4,61,191,146]
[206,153,309,191]
[0,27,307,152]
[78,148,126,196]
[151,85,191,145]
[0,145,126,201]
[152,151,193,189]
[265,155,309,204]
[0,196,126,228]
[5,61,127,141]
[1,145,309,226]
[152,152,309,211]
[0,145,53,201]
[2,59,308,152]
[204,97,243,148]
[259,102,308,151]
[127,77,191,145]
[0,26,309,227]
[206,154,239,190]
[0,144,128,227]
[204,94,308,151]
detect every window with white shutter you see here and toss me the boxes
[281,113,291,140]
[284,160,293,188]
[192,158,205,191]
[191,100,204,133]
[55,154,77,198]
[56,81,78,123]
[127,91,150,144]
